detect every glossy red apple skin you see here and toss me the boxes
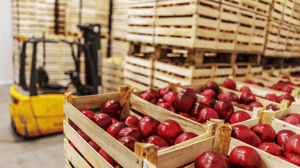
[137,116,159,138]
[194,151,230,168]
[200,96,216,107]
[276,130,297,148]
[240,92,256,105]
[117,127,143,142]
[265,94,278,102]
[204,81,219,94]
[146,135,169,147]
[202,89,217,99]
[158,146,169,151]
[289,113,300,121]
[229,146,262,168]
[252,124,276,143]
[99,149,118,167]
[158,102,176,113]
[222,78,237,90]
[178,112,190,118]
[124,115,139,126]
[214,101,234,120]
[80,109,95,122]
[198,108,219,123]
[281,86,293,93]
[283,116,299,125]
[118,136,137,152]
[244,105,254,111]
[232,125,261,147]
[101,100,122,119]
[162,91,178,104]
[159,87,172,98]
[217,92,239,103]
[266,104,280,111]
[111,118,118,124]
[277,156,293,163]
[229,111,251,124]
[174,93,195,113]
[174,132,198,145]
[107,122,128,139]
[145,89,160,100]
[157,120,183,145]
[88,140,101,151]
[283,135,300,166]
[258,142,282,156]
[239,86,251,93]
[276,93,295,103]
[190,102,211,119]
[77,130,91,142]
[249,101,263,107]
[182,88,198,101]
[189,117,198,122]
[139,92,157,104]
[231,101,240,107]
[94,113,112,130]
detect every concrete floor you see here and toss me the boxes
[0,85,65,168]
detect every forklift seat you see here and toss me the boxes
[37,67,68,93]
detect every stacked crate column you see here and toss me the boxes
[264,21,280,56]
[236,9,255,52]
[252,14,268,52]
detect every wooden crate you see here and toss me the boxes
[111,0,128,39]
[124,54,154,90]
[269,0,285,21]
[101,57,124,93]
[126,0,156,44]
[264,21,281,56]
[63,88,221,168]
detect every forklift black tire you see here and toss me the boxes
[11,119,21,137]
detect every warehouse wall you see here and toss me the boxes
[0,0,13,85]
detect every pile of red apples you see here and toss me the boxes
[72,100,199,168]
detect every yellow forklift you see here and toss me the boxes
[9,24,102,138]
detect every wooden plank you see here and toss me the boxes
[130,93,207,134]
[231,118,260,127]
[64,101,143,168]
[124,63,152,76]
[64,122,113,168]
[65,159,73,168]
[271,118,300,134]
[124,70,152,85]
[64,139,91,168]
[124,79,150,91]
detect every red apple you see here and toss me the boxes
[114,165,123,168]
[229,146,262,168]
[276,130,297,148]
[182,88,198,101]
[146,135,169,147]
[265,94,278,102]
[77,129,91,142]
[124,115,139,126]
[158,146,169,151]
[80,109,95,122]
[229,111,251,124]
[70,142,79,153]
[232,125,261,147]
[162,91,178,104]
[289,113,300,121]
[99,149,118,167]
[118,136,137,152]
[138,116,159,137]
[83,157,93,167]
[214,101,234,120]
[244,80,256,84]
[117,127,143,142]
[190,102,211,119]
[266,104,280,111]
[145,89,160,100]
[202,89,217,99]
[198,108,219,123]
[240,92,256,105]
[174,132,198,145]
[94,113,112,130]
[252,124,276,143]
[258,142,282,156]
[276,93,295,103]
[158,102,176,112]
[189,117,198,122]
[178,112,190,118]
[222,78,237,90]
[283,135,300,166]
[204,81,219,94]
[101,100,122,119]
[244,105,254,111]
[159,87,172,97]
[200,96,216,107]
[174,93,195,113]
[283,116,299,125]
[239,86,251,93]
[277,156,293,163]
[157,120,183,145]
[249,101,263,108]
[195,151,230,168]
[255,82,265,87]
[88,140,101,151]
[217,92,239,103]
[107,122,128,139]
[281,86,293,93]
[127,123,137,128]
[231,101,240,107]
[139,92,157,104]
